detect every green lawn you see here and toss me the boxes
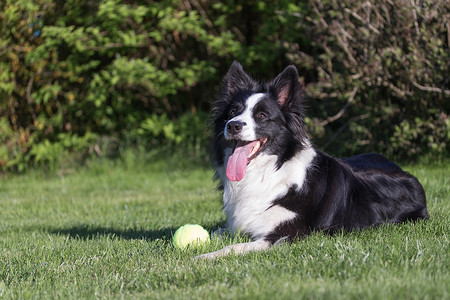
[0,160,448,299]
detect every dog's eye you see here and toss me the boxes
[229,109,237,117]
[257,112,267,119]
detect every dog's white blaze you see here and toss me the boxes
[224,93,265,141]
[219,142,316,240]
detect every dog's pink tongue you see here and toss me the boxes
[226,141,259,181]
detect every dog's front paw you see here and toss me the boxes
[194,251,222,260]
[194,240,271,260]
[194,245,235,260]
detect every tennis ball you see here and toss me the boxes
[172,224,210,249]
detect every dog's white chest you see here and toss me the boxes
[220,147,316,240]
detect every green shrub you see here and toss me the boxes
[0,0,234,171]
[135,111,210,158]
[1,0,448,172]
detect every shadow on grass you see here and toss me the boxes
[47,225,177,241]
[47,223,224,241]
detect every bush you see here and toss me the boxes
[0,0,233,171]
[1,0,448,172]
[285,0,450,159]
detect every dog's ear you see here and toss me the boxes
[222,61,257,97]
[268,65,301,107]
[268,65,306,144]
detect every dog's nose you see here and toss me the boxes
[227,121,244,135]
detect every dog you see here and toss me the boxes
[195,61,428,259]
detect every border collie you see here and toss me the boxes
[196,61,428,259]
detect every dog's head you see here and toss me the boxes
[212,61,307,181]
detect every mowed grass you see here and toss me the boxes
[0,159,448,299]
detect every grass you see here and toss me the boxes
[0,158,449,299]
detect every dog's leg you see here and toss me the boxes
[194,240,270,260]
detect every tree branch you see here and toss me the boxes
[343,8,380,35]
[410,79,450,95]
[320,86,358,127]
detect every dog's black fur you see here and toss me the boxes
[265,151,428,243]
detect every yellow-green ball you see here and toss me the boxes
[172,224,210,249]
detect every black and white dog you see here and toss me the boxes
[196,61,428,259]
